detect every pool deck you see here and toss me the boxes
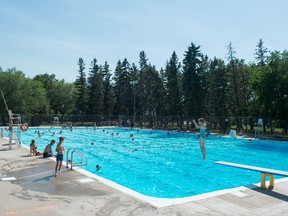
[1,137,288,216]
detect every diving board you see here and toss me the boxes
[214,161,288,189]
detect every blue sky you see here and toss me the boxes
[1,0,287,83]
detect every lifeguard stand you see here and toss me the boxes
[53,117,59,125]
[229,130,236,138]
[255,119,263,139]
[8,110,22,149]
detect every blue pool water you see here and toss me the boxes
[16,127,288,198]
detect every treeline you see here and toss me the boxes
[0,40,287,131]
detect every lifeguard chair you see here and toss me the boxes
[53,117,59,125]
[229,130,236,138]
[255,118,263,139]
[8,110,22,149]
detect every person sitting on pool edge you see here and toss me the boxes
[43,139,56,158]
[29,139,41,156]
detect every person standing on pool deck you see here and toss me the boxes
[193,118,207,160]
[54,136,65,177]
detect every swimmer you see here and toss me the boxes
[37,131,44,137]
[96,164,101,171]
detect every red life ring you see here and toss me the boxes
[20,123,29,132]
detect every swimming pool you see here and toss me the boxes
[17,127,288,199]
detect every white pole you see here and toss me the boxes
[9,125,13,149]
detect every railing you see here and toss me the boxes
[66,148,87,170]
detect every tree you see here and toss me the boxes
[102,61,115,118]
[87,58,104,116]
[49,81,77,115]
[113,59,132,115]
[226,43,241,121]
[75,58,88,124]
[265,51,288,131]
[139,51,148,72]
[142,65,164,127]
[33,73,58,113]
[138,51,149,117]
[165,51,182,116]
[226,42,251,129]
[137,51,165,126]
[207,58,229,131]
[254,39,268,66]
[0,68,48,115]
[182,43,205,128]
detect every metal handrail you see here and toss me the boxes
[66,148,87,170]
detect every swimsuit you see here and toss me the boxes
[56,153,63,162]
[199,128,206,139]
[43,152,52,158]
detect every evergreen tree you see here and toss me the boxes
[113,59,132,115]
[139,51,148,72]
[207,58,229,131]
[157,67,167,115]
[102,61,115,118]
[138,51,149,116]
[226,42,240,117]
[144,65,163,126]
[182,43,205,128]
[254,39,268,66]
[75,58,88,124]
[87,58,104,116]
[165,51,182,116]
[226,43,250,129]
[129,63,139,124]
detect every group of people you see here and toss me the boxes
[27,118,207,180]
[29,136,65,177]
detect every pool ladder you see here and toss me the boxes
[66,148,87,170]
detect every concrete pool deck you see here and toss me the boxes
[1,137,288,215]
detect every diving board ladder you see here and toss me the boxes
[215,161,288,189]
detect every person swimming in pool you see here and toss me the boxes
[193,118,208,160]
[96,164,101,171]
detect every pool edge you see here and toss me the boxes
[71,165,288,208]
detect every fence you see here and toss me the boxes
[1,113,287,135]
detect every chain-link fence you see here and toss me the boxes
[1,113,287,136]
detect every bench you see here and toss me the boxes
[214,161,288,189]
